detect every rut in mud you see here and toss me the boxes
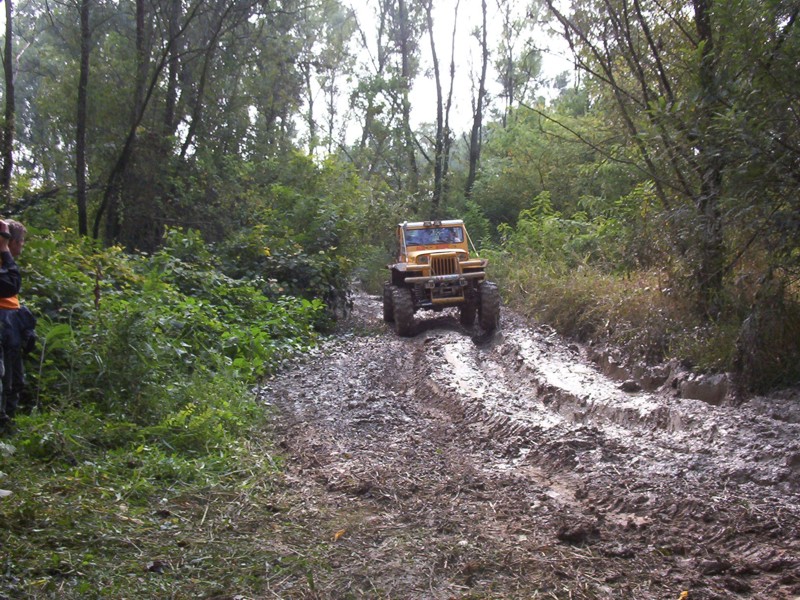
[258,293,800,599]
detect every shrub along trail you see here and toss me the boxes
[259,292,800,599]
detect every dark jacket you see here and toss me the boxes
[0,251,21,299]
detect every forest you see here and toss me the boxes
[0,0,799,596]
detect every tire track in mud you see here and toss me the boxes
[426,317,800,492]
[262,294,800,599]
[415,312,800,598]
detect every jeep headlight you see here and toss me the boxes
[417,256,429,264]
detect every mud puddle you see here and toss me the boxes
[258,293,800,599]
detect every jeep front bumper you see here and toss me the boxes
[403,271,485,285]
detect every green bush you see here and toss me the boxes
[19,227,322,428]
[0,224,319,599]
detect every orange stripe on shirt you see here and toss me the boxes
[0,295,20,309]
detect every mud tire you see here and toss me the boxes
[459,299,477,326]
[478,281,500,332]
[392,287,415,337]
[383,283,395,322]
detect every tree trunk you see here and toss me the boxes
[497,0,514,128]
[441,0,459,208]
[425,0,444,215]
[303,59,317,154]
[75,0,90,236]
[164,0,179,133]
[398,0,419,194]
[465,0,488,198]
[1,0,14,207]
[692,0,725,318]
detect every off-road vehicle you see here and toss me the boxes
[383,219,500,336]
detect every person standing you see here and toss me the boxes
[0,220,21,297]
[0,219,27,431]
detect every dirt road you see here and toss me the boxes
[258,293,800,599]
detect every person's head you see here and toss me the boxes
[5,219,26,257]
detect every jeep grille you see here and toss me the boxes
[431,255,459,276]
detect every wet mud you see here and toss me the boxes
[258,293,800,599]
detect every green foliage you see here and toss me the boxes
[470,105,642,234]
[205,154,375,317]
[354,244,392,295]
[548,0,800,320]
[462,201,493,249]
[7,0,799,400]
[0,224,326,598]
[609,182,666,271]
[21,227,321,425]
[495,190,631,276]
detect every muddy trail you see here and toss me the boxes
[258,293,800,599]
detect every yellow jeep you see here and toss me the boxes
[383,220,500,336]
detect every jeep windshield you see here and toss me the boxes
[404,227,464,246]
